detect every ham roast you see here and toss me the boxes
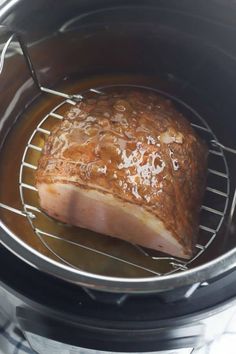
[36,88,208,259]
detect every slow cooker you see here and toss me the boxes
[0,0,236,353]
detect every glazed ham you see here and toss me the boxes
[36,89,208,259]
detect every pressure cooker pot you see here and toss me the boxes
[0,0,236,353]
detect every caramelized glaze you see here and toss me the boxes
[36,88,208,256]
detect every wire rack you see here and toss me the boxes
[0,28,236,277]
[17,88,231,276]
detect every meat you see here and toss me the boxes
[36,88,208,259]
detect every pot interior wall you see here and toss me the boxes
[0,2,236,280]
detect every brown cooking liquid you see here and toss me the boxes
[0,74,197,278]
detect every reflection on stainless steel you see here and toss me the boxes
[0,34,14,73]
[230,189,236,222]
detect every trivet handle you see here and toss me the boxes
[0,26,81,101]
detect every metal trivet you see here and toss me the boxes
[0,27,236,277]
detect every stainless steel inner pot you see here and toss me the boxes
[0,0,236,293]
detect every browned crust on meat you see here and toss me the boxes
[36,88,208,256]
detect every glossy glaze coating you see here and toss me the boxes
[36,88,208,257]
